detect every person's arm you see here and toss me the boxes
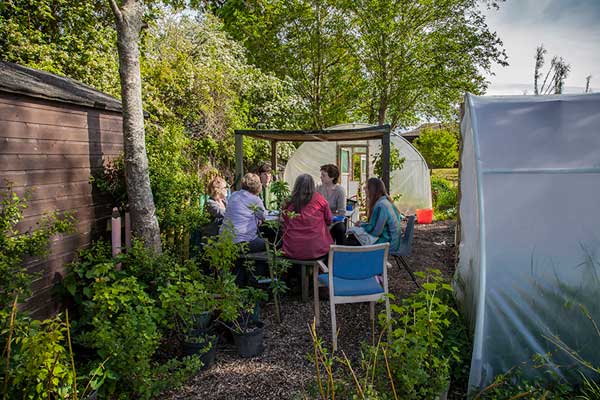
[335,186,346,215]
[362,205,387,237]
[253,196,266,221]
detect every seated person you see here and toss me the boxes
[316,164,346,244]
[202,176,228,238]
[282,174,333,260]
[221,173,266,253]
[348,177,402,252]
[257,163,275,209]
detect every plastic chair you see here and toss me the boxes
[390,215,419,288]
[315,243,391,351]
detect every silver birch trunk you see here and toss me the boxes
[109,0,162,253]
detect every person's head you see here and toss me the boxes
[320,164,340,185]
[241,173,262,195]
[257,163,272,187]
[366,177,390,219]
[207,176,228,200]
[289,174,316,213]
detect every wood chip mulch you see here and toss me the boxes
[164,220,457,400]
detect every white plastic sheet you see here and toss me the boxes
[456,93,600,391]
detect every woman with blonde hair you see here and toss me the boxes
[203,176,228,237]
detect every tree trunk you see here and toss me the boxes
[109,0,162,253]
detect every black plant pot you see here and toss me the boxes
[233,321,265,358]
[182,335,218,370]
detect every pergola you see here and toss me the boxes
[234,125,392,191]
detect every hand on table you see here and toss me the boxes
[354,221,362,227]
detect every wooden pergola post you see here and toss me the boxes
[235,133,244,190]
[382,129,391,192]
[271,140,278,179]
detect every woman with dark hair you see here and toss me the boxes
[282,174,333,260]
[316,164,347,243]
[349,177,402,252]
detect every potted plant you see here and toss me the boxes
[158,276,218,369]
[230,287,268,358]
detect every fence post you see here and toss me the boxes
[111,207,122,269]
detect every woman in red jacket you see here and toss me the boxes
[282,174,333,260]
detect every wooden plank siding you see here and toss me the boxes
[0,92,123,319]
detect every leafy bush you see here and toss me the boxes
[414,126,459,169]
[431,176,457,220]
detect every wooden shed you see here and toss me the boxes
[0,62,123,318]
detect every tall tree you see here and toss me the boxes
[108,0,161,252]
[343,0,508,127]
[214,0,364,129]
[534,45,547,95]
[534,45,571,95]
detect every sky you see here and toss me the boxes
[481,0,600,95]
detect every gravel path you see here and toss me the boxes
[165,220,457,400]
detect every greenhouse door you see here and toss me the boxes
[337,146,368,198]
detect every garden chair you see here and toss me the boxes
[315,243,391,351]
[390,215,419,288]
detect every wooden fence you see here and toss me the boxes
[0,92,123,318]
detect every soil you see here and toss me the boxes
[165,220,458,400]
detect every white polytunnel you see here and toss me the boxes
[456,93,600,392]
[283,123,432,214]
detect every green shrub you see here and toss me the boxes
[309,270,465,399]
[414,126,459,169]
[431,176,457,220]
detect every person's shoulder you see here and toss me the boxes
[335,184,346,195]
[313,192,326,202]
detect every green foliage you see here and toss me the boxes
[0,0,120,96]
[214,0,365,129]
[373,143,406,179]
[308,269,466,399]
[1,312,76,399]
[0,184,75,308]
[414,126,459,169]
[77,276,160,399]
[146,123,205,235]
[62,240,210,398]
[431,176,458,220]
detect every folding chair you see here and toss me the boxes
[390,215,419,288]
[315,243,391,351]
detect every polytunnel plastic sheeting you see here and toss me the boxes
[283,133,432,213]
[456,93,600,392]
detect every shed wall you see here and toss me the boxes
[0,92,123,318]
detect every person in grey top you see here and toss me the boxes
[316,164,347,243]
[203,176,228,237]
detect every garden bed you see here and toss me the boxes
[165,220,458,400]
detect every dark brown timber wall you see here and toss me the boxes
[0,92,123,318]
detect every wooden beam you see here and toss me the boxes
[235,133,244,190]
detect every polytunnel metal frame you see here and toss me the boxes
[234,125,391,191]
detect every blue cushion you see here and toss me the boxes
[318,274,384,297]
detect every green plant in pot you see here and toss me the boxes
[158,274,217,368]
[230,287,268,358]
